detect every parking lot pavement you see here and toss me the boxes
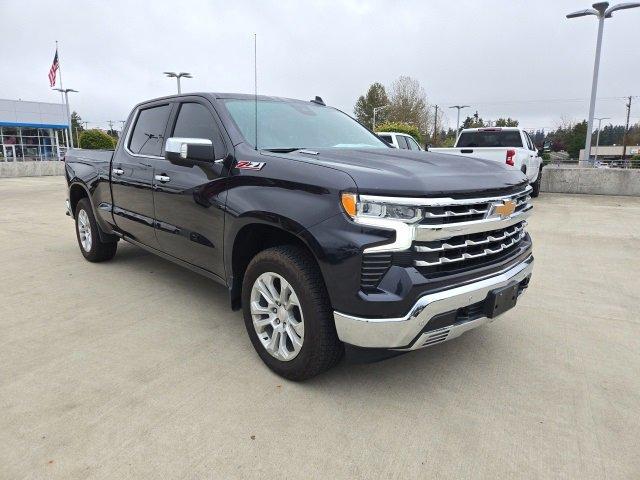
[1,176,639,479]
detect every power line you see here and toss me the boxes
[435,95,636,107]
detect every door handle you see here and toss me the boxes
[155,174,171,183]
[112,168,124,175]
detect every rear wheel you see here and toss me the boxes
[75,198,117,262]
[242,245,343,381]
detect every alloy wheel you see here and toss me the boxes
[250,272,305,361]
[77,209,92,252]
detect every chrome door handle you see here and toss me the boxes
[112,168,124,175]
[155,174,171,183]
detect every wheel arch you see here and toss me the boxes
[68,182,91,219]
[227,220,325,311]
[68,181,118,243]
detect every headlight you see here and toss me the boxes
[341,193,422,224]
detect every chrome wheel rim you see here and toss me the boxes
[77,209,92,252]
[250,272,304,361]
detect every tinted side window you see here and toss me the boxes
[172,103,226,159]
[379,134,393,144]
[396,135,409,149]
[128,105,171,156]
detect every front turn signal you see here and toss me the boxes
[341,193,357,218]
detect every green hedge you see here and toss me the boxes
[79,129,116,150]
[375,121,422,144]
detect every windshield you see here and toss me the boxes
[457,130,523,148]
[223,99,387,150]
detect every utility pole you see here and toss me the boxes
[432,105,439,145]
[621,96,632,161]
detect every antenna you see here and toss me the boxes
[254,33,258,150]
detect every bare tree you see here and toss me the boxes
[387,76,431,138]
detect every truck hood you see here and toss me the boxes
[275,148,528,197]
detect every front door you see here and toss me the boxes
[152,100,229,278]
[111,103,172,247]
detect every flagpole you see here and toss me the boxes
[56,40,64,91]
[55,40,73,148]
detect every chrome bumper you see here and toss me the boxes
[333,255,533,350]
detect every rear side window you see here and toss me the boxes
[128,105,171,156]
[172,103,226,159]
[406,136,421,150]
[457,130,524,148]
[396,135,409,149]
[378,134,393,144]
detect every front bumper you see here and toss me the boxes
[333,254,533,350]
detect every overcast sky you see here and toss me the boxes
[3,0,639,131]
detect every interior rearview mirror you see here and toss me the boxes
[165,137,214,162]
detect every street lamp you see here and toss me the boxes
[567,1,640,166]
[163,72,192,94]
[449,105,470,137]
[593,116,610,162]
[372,104,389,132]
[53,87,78,148]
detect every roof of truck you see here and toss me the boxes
[461,127,522,132]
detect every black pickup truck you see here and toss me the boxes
[65,93,534,380]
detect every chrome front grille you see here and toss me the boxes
[359,186,533,290]
[414,222,527,266]
[419,189,531,225]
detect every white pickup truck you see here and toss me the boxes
[430,127,542,196]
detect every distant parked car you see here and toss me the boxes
[429,127,542,197]
[377,131,423,151]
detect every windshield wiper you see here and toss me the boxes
[262,148,303,153]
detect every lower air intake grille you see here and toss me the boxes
[360,253,392,291]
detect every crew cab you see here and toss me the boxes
[65,93,534,380]
[430,127,542,196]
[376,131,423,151]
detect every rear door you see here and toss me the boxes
[152,99,229,278]
[111,103,172,246]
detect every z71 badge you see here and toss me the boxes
[236,161,265,171]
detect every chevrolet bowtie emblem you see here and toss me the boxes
[494,200,516,218]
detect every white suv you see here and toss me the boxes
[377,132,423,151]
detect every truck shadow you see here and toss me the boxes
[110,241,511,393]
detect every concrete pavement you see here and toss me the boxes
[1,177,639,479]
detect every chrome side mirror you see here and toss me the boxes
[165,137,214,162]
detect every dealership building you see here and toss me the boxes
[0,99,70,162]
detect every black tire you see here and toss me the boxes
[74,198,117,262]
[242,245,344,381]
[531,169,541,198]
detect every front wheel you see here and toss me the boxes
[531,168,541,197]
[241,245,344,381]
[75,198,118,262]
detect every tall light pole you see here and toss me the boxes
[372,104,389,132]
[449,105,470,137]
[164,72,192,94]
[593,116,610,162]
[567,2,640,166]
[53,87,78,148]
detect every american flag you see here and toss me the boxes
[48,49,59,87]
